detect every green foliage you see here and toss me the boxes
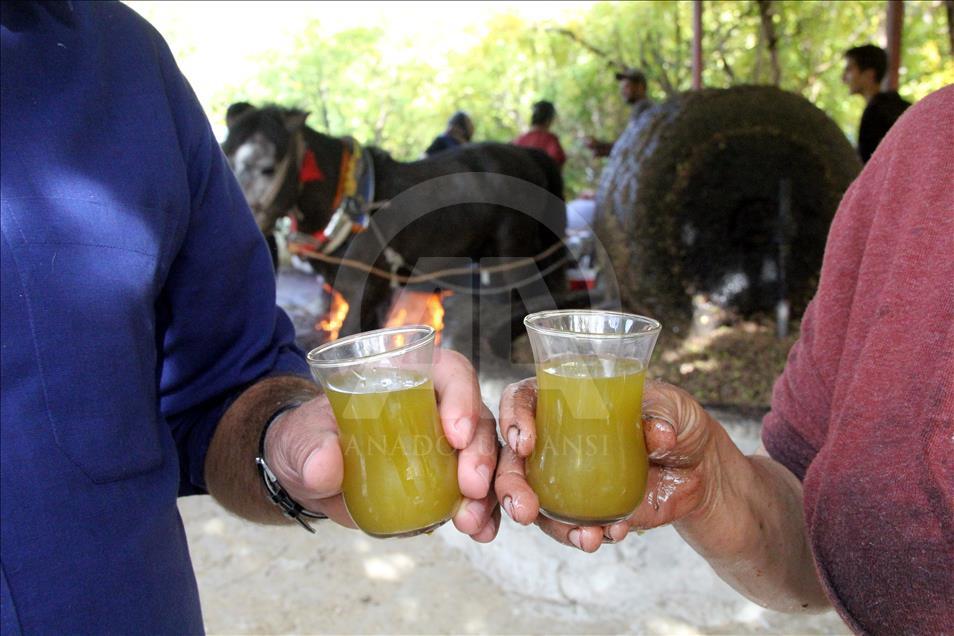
[194,1,950,197]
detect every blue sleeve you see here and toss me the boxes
[145,27,311,496]
[426,135,450,156]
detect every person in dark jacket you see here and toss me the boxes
[842,44,911,163]
[425,111,474,156]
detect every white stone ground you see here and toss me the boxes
[179,269,850,634]
[181,401,848,635]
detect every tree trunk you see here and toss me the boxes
[757,0,782,86]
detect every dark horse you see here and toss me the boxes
[223,106,567,338]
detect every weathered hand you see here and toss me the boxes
[266,348,500,541]
[264,393,353,527]
[494,377,719,551]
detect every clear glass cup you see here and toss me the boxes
[524,310,662,525]
[307,325,461,537]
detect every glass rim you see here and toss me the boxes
[523,309,661,340]
[306,324,436,368]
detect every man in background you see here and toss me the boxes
[585,67,653,158]
[842,44,911,163]
[425,111,475,157]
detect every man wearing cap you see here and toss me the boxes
[585,67,653,158]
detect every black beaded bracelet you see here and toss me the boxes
[255,401,328,533]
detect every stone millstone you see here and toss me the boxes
[594,85,861,329]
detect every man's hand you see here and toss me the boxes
[583,136,613,158]
[262,393,351,526]
[494,377,720,552]
[492,376,828,612]
[430,348,501,543]
[260,349,500,541]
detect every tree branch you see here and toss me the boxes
[757,0,782,86]
[645,30,677,97]
[546,28,625,70]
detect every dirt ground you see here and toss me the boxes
[178,269,850,635]
[181,408,848,635]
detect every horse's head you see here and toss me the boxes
[222,105,309,232]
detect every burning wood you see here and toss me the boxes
[315,285,452,344]
[317,283,349,341]
[385,290,453,345]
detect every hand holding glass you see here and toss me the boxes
[524,310,661,525]
[307,326,461,537]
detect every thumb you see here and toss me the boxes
[265,394,344,501]
[642,380,712,468]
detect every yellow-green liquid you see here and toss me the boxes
[528,355,648,525]
[325,368,461,537]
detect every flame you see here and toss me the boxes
[385,290,452,345]
[316,286,450,345]
[317,283,350,341]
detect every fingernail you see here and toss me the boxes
[507,426,519,452]
[610,524,628,542]
[568,528,583,550]
[300,445,324,481]
[649,418,675,436]
[475,464,492,489]
[454,417,473,440]
[648,419,676,460]
[503,495,516,520]
[469,498,488,522]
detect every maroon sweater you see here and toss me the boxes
[762,86,953,634]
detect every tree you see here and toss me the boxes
[156,1,951,196]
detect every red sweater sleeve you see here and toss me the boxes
[761,86,954,634]
[548,135,567,167]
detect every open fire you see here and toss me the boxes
[317,283,349,341]
[385,289,453,345]
[316,285,452,344]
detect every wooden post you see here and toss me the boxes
[947,0,954,58]
[693,0,703,90]
[885,0,904,91]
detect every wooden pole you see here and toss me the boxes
[885,0,904,91]
[947,0,954,58]
[693,0,703,90]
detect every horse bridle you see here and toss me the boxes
[254,130,304,231]
[265,131,413,286]
[264,130,384,255]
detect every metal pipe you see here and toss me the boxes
[776,178,792,340]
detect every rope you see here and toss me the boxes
[288,235,568,286]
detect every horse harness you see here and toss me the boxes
[280,133,572,289]
[277,131,408,285]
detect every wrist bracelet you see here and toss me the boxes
[255,401,328,533]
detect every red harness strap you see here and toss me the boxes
[298,148,325,184]
[289,143,353,246]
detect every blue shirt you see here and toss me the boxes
[1,3,309,633]
[424,133,463,156]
